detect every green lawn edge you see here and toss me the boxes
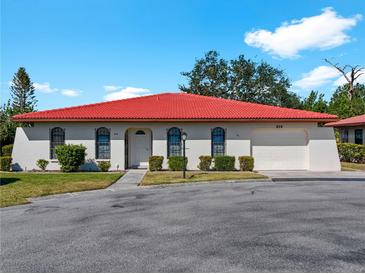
[0,172,123,208]
[341,162,365,171]
[139,171,268,186]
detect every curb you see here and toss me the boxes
[139,178,273,188]
[272,177,365,182]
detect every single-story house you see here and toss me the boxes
[326,114,365,145]
[11,92,341,171]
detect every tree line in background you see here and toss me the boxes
[180,51,365,118]
[1,54,364,147]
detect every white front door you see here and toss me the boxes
[129,129,151,168]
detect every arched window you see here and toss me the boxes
[167,127,181,157]
[50,127,65,159]
[96,127,110,159]
[211,127,225,157]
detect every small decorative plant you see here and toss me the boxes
[55,144,86,172]
[198,155,212,171]
[36,159,49,171]
[1,144,13,156]
[149,156,164,171]
[337,143,365,163]
[238,156,254,171]
[0,156,12,171]
[214,156,235,171]
[168,156,188,171]
[97,161,111,172]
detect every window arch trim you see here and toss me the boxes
[167,127,182,157]
[96,127,111,159]
[211,127,225,157]
[50,127,65,159]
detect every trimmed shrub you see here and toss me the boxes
[238,156,254,171]
[0,156,12,171]
[337,143,365,163]
[36,159,49,171]
[55,144,86,172]
[214,156,235,171]
[198,155,212,171]
[168,156,188,171]
[149,156,164,171]
[1,144,13,156]
[97,161,111,172]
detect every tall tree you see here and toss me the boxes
[180,51,301,108]
[324,59,364,100]
[328,84,365,118]
[10,67,37,113]
[301,91,328,113]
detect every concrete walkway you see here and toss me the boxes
[260,170,365,182]
[107,169,147,191]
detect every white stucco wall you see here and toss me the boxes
[11,121,341,171]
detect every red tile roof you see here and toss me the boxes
[12,92,338,122]
[325,114,365,127]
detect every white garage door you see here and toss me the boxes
[252,129,309,170]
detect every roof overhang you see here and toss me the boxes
[11,117,339,123]
[325,122,365,127]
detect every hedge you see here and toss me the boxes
[168,156,188,171]
[149,156,164,171]
[238,156,254,171]
[55,144,87,172]
[1,144,13,156]
[36,159,49,171]
[337,143,365,163]
[214,156,235,171]
[98,161,111,172]
[0,156,12,171]
[198,155,212,171]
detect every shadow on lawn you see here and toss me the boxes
[0,178,20,186]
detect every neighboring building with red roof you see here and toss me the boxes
[326,114,365,145]
[11,92,341,171]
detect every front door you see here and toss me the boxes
[129,129,151,168]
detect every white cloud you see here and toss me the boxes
[294,66,340,89]
[244,7,362,58]
[333,69,365,86]
[33,82,58,93]
[61,89,81,97]
[104,86,152,101]
[294,65,365,90]
[103,85,122,92]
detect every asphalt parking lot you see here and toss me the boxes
[1,180,365,272]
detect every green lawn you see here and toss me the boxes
[341,162,365,171]
[0,172,122,207]
[140,171,268,186]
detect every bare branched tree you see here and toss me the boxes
[325,58,364,100]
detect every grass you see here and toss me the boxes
[140,171,268,186]
[341,162,365,171]
[0,172,123,207]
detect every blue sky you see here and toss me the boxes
[1,0,364,110]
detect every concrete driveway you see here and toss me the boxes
[1,180,365,272]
